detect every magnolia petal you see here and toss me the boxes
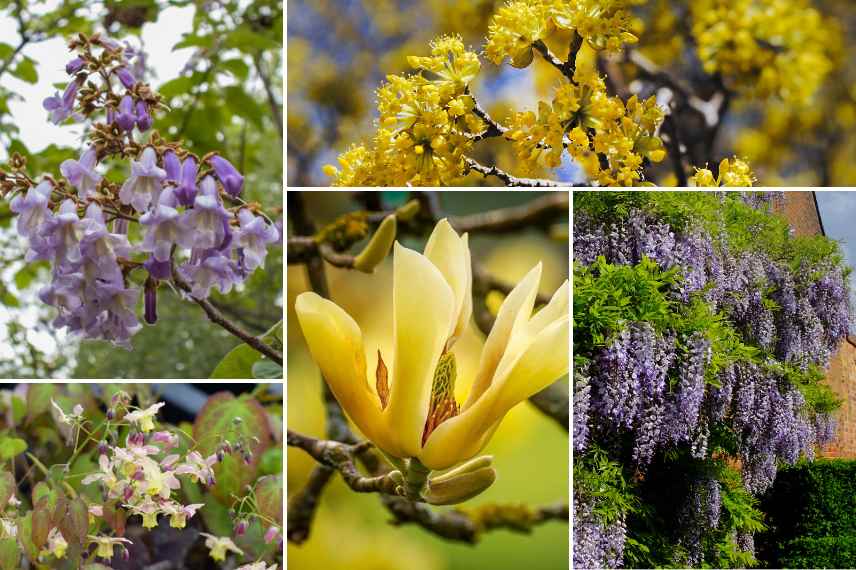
[420,317,568,470]
[463,263,542,410]
[385,243,455,458]
[294,292,387,449]
[423,219,472,346]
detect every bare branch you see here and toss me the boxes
[450,191,570,234]
[532,40,573,79]
[528,381,570,431]
[465,157,581,187]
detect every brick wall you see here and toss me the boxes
[778,192,856,459]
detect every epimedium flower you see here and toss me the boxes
[88,535,132,560]
[120,146,166,212]
[295,219,569,503]
[125,402,166,432]
[9,180,53,238]
[60,147,103,200]
[199,533,244,562]
[174,450,218,486]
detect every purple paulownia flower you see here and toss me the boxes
[144,278,158,325]
[234,209,279,271]
[79,203,133,278]
[116,66,136,89]
[9,180,53,238]
[60,147,102,200]
[120,147,166,212]
[180,176,232,250]
[116,95,137,132]
[179,249,239,299]
[140,188,189,262]
[66,57,85,75]
[40,199,83,267]
[163,150,181,182]
[175,156,199,207]
[84,279,142,348]
[208,155,244,198]
[144,255,172,280]
[136,100,152,131]
[43,81,79,124]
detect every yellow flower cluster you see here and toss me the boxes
[690,157,756,187]
[324,36,485,186]
[485,0,643,67]
[506,68,665,185]
[690,0,838,104]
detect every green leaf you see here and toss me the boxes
[252,360,282,379]
[193,392,271,501]
[27,384,55,423]
[255,474,283,525]
[0,437,26,461]
[0,472,15,510]
[0,538,18,570]
[157,76,194,99]
[12,57,38,84]
[223,85,264,126]
[210,320,282,379]
[220,58,250,81]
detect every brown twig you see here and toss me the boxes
[171,271,282,365]
[450,191,570,234]
[532,40,572,79]
[528,381,570,431]
[465,157,581,187]
[252,52,283,140]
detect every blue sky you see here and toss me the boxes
[815,191,856,334]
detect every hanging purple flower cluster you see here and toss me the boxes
[573,495,627,570]
[2,34,280,348]
[676,476,722,566]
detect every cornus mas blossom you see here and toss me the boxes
[296,219,569,504]
[0,33,280,347]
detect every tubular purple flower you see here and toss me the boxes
[234,209,279,271]
[42,199,83,266]
[208,155,244,197]
[66,57,85,75]
[140,189,189,262]
[9,180,53,238]
[144,256,172,280]
[79,203,133,275]
[120,147,166,212]
[164,151,181,182]
[175,156,199,207]
[116,66,136,89]
[116,95,137,132]
[60,147,102,200]
[178,250,239,298]
[43,81,79,124]
[144,279,158,325]
[179,177,232,250]
[136,100,152,131]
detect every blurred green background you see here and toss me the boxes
[287,191,569,570]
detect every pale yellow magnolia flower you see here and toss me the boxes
[295,219,569,473]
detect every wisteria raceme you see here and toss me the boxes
[574,364,591,453]
[0,34,281,348]
[573,495,627,570]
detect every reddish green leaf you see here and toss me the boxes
[255,475,283,525]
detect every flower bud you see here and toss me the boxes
[66,57,85,75]
[164,150,181,182]
[116,66,136,89]
[121,546,130,561]
[234,519,248,536]
[423,456,496,505]
[395,199,421,221]
[106,408,115,421]
[208,155,244,197]
[264,526,280,544]
[136,100,152,131]
[144,278,158,324]
[217,449,225,462]
[97,441,109,456]
[353,214,396,273]
[116,95,136,131]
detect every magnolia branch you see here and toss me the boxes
[171,272,283,365]
[450,191,569,234]
[288,429,568,544]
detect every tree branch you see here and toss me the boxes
[171,271,282,365]
[252,52,283,140]
[288,429,568,545]
[449,191,569,234]
[528,381,570,431]
[465,157,580,187]
[532,40,573,79]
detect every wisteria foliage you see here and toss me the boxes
[572,193,851,569]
